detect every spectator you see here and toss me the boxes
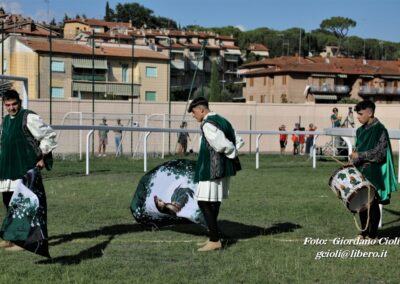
[305,123,317,155]
[279,124,288,155]
[114,118,123,156]
[98,117,109,157]
[176,121,190,156]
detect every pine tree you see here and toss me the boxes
[104,1,115,22]
[209,60,221,102]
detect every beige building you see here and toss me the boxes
[64,19,243,99]
[1,35,169,102]
[240,56,400,104]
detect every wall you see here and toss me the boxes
[26,100,400,156]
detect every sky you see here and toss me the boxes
[1,0,399,42]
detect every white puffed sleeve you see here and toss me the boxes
[203,122,237,159]
[27,113,57,155]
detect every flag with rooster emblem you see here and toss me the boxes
[131,159,205,228]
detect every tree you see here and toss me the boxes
[209,60,221,102]
[50,18,57,26]
[114,3,153,27]
[153,16,177,29]
[320,17,356,54]
[104,1,115,22]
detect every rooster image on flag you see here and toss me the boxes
[131,159,205,228]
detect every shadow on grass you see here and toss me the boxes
[47,223,144,246]
[168,220,302,248]
[37,223,143,265]
[378,208,400,238]
[37,236,114,265]
[38,221,301,265]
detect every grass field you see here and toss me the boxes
[1,154,400,283]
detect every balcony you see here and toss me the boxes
[309,84,350,94]
[72,74,106,81]
[224,54,239,63]
[359,86,400,96]
[72,81,140,97]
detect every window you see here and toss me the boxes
[122,64,129,82]
[263,76,267,86]
[146,67,157,78]
[249,95,254,101]
[52,87,64,98]
[51,61,65,72]
[2,59,6,72]
[282,75,287,85]
[260,95,265,103]
[145,91,156,101]
[249,77,254,87]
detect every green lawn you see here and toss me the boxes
[1,154,399,283]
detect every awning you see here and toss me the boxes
[72,81,139,96]
[171,49,184,53]
[225,49,241,55]
[171,60,185,70]
[313,95,337,100]
[311,73,336,78]
[72,58,108,69]
[382,76,400,80]
[252,51,269,56]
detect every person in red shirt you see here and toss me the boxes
[292,123,300,155]
[279,125,288,155]
[299,127,306,155]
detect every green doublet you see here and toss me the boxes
[194,114,237,183]
[0,109,41,180]
[355,121,397,203]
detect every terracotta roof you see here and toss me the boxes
[65,18,130,29]
[18,37,168,61]
[186,43,202,49]
[242,56,400,77]
[217,35,235,40]
[5,27,51,37]
[205,45,220,50]
[247,43,269,52]
[223,45,240,50]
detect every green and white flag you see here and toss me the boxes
[0,168,50,258]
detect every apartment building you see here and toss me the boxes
[64,19,243,100]
[240,56,400,104]
[1,35,168,102]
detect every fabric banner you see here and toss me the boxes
[0,168,50,258]
[131,159,205,228]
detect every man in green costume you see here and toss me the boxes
[188,97,243,252]
[0,89,57,252]
[350,100,397,240]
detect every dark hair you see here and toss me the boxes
[188,96,209,113]
[354,100,375,114]
[332,107,338,112]
[3,89,21,102]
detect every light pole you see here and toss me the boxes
[1,21,4,119]
[91,30,95,155]
[49,25,52,124]
[379,41,384,60]
[131,35,135,156]
[168,36,172,155]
